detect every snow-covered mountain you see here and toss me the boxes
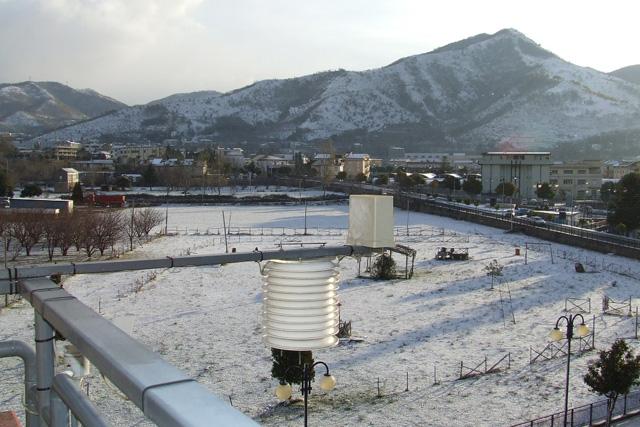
[0,81,127,134]
[32,29,640,152]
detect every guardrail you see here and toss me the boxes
[2,245,374,426]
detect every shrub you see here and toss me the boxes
[371,253,396,280]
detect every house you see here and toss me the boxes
[54,168,79,193]
[251,155,289,174]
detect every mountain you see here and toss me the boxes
[0,81,127,135]
[32,29,640,155]
[610,65,640,86]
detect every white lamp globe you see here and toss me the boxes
[275,383,292,401]
[550,328,564,342]
[319,374,336,392]
[576,323,590,338]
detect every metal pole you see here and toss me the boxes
[52,374,108,427]
[564,328,573,427]
[303,364,309,427]
[35,312,55,426]
[50,389,69,427]
[304,201,308,236]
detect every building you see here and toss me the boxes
[251,155,289,174]
[112,145,166,163]
[479,152,552,200]
[312,154,343,179]
[604,160,640,179]
[52,141,82,160]
[218,148,246,169]
[54,168,79,193]
[550,160,602,201]
[343,153,372,179]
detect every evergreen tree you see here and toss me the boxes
[608,173,640,232]
[535,183,555,200]
[600,181,616,203]
[142,164,158,189]
[495,182,516,198]
[271,349,314,385]
[584,339,640,426]
[20,184,42,197]
[462,177,482,196]
[71,182,83,204]
[0,171,13,197]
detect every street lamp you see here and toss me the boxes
[275,361,336,427]
[550,314,590,426]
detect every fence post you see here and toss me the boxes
[484,356,487,373]
[570,408,574,426]
[405,372,409,392]
[636,307,638,340]
[589,403,593,425]
[460,361,463,379]
[624,393,627,415]
[592,315,596,349]
[377,377,381,397]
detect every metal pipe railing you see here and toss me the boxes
[20,278,258,427]
[34,312,55,426]
[52,374,108,427]
[0,245,372,292]
[0,340,39,427]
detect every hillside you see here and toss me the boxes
[0,81,127,135]
[32,29,640,154]
[610,65,640,86]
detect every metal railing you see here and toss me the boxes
[3,244,373,426]
[511,389,640,426]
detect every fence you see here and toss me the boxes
[565,297,591,314]
[511,388,640,427]
[459,353,511,379]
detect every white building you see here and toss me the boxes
[550,160,602,201]
[479,152,552,200]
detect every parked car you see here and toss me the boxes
[528,216,546,225]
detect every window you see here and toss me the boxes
[577,169,586,175]
[564,170,573,174]
[563,179,573,185]
[550,169,558,175]
[577,179,586,185]
[588,168,600,174]
[550,179,558,184]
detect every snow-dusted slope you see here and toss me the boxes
[33,29,640,148]
[0,81,127,134]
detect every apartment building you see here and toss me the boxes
[112,145,166,163]
[343,153,372,179]
[550,160,602,201]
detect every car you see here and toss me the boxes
[528,216,546,225]
[515,208,529,216]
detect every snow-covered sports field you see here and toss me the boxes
[2,203,640,426]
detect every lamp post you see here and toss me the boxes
[550,314,590,426]
[275,361,336,427]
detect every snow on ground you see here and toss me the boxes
[2,204,640,426]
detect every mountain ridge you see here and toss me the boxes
[27,29,640,155]
[0,81,127,135]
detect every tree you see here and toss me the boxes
[495,182,516,198]
[71,182,84,204]
[462,177,482,196]
[0,171,13,197]
[411,174,425,185]
[371,253,396,280]
[600,181,616,203]
[20,184,42,197]
[271,349,314,386]
[584,339,640,426]
[354,172,367,182]
[115,175,131,191]
[608,172,640,232]
[142,164,158,189]
[484,259,503,289]
[376,174,389,185]
[335,171,347,181]
[443,175,461,192]
[536,183,555,200]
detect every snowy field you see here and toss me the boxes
[2,204,640,426]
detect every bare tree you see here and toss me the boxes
[92,210,124,256]
[13,211,44,256]
[42,214,61,261]
[134,208,164,238]
[57,213,75,256]
[78,211,99,257]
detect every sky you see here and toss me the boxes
[1,0,639,105]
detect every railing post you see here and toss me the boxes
[589,403,593,425]
[35,312,55,425]
[49,390,69,427]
